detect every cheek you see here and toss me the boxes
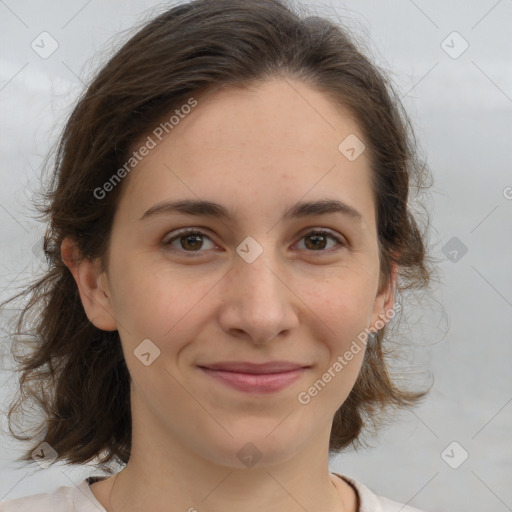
[299,285,369,415]
[107,252,216,347]
[304,272,376,343]
[298,271,375,404]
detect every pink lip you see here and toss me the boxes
[200,367,306,393]
[200,361,307,373]
[198,361,309,393]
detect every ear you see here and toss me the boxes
[369,261,398,333]
[61,236,118,331]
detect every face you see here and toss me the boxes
[64,77,395,469]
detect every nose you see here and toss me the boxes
[217,246,299,344]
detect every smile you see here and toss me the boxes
[199,367,307,393]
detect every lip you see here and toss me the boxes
[198,361,309,394]
[201,361,308,373]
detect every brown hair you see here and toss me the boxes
[1,0,434,472]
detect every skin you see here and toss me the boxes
[62,77,397,512]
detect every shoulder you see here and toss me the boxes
[334,473,430,512]
[0,477,106,512]
[0,486,72,512]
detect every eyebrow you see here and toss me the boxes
[139,198,363,222]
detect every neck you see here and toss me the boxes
[107,464,350,512]
[99,387,357,512]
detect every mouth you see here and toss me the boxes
[198,361,309,394]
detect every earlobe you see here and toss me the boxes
[61,237,118,331]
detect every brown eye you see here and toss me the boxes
[179,233,204,251]
[162,228,345,257]
[162,229,215,255]
[296,230,345,252]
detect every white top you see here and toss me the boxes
[0,474,427,512]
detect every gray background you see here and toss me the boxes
[0,1,511,511]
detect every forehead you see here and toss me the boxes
[164,78,364,159]
[118,78,375,226]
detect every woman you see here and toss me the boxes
[0,0,434,510]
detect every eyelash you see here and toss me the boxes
[162,227,345,257]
